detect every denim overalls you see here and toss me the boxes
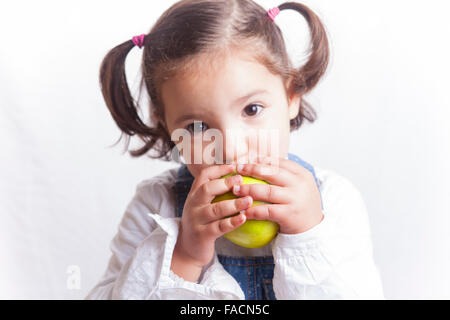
[172,153,322,300]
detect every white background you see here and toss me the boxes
[1,0,449,299]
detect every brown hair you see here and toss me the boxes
[99,0,329,160]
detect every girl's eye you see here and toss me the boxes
[186,121,209,133]
[243,104,264,117]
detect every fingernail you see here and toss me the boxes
[234,175,243,184]
[233,185,240,193]
[237,164,244,172]
[240,210,246,216]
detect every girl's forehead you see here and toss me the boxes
[177,54,273,88]
[177,47,263,78]
[165,58,277,103]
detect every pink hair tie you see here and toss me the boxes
[267,7,280,21]
[132,34,146,49]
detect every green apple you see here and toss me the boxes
[212,172,280,248]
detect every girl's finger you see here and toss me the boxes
[242,203,290,225]
[236,162,293,187]
[201,195,253,224]
[232,183,291,204]
[257,155,307,177]
[194,173,243,204]
[205,211,247,238]
[191,164,236,192]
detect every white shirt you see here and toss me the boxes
[85,166,384,300]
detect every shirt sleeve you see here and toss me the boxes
[271,172,385,300]
[84,179,245,300]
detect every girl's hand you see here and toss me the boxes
[175,164,252,267]
[232,156,323,235]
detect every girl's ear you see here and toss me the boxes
[285,77,301,120]
[288,92,301,120]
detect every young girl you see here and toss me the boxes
[86,0,384,299]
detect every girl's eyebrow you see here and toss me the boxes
[232,89,269,105]
[174,89,269,125]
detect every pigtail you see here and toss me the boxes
[273,2,329,129]
[99,38,168,157]
[278,2,329,94]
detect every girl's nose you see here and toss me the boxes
[222,128,249,165]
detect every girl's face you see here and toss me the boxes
[161,50,301,178]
